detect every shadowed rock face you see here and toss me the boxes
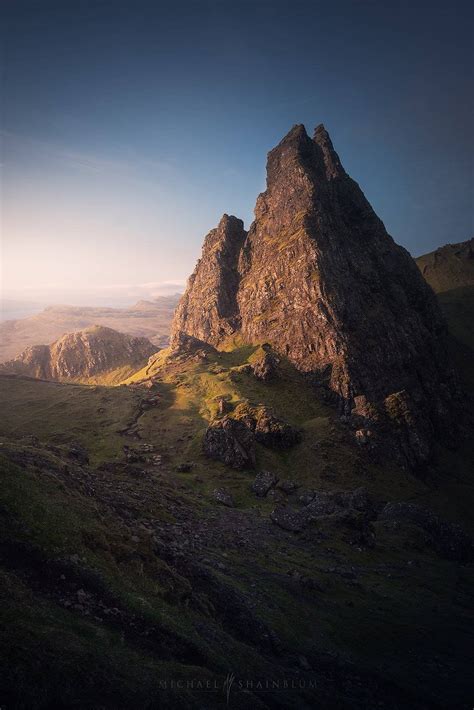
[172,123,457,468]
[172,214,247,346]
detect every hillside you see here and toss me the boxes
[416,238,474,294]
[0,295,180,363]
[0,326,472,708]
[0,325,156,385]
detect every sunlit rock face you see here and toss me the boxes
[172,214,247,346]
[172,123,457,468]
[2,325,156,382]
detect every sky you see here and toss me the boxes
[1,0,473,307]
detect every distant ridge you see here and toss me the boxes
[0,295,180,363]
[0,325,156,384]
[416,238,474,294]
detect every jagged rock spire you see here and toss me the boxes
[171,214,247,346]
[171,123,456,468]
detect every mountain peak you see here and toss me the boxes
[171,121,456,468]
[313,123,344,178]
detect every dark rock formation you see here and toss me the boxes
[251,470,278,498]
[1,325,156,382]
[171,214,247,346]
[250,345,279,381]
[203,416,256,469]
[272,487,376,536]
[379,502,472,561]
[253,408,302,449]
[271,506,307,532]
[212,488,235,507]
[172,123,457,468]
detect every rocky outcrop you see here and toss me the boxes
[202,416,256,469]
[252,408,302,449]
[379,502,472,561]
[171,214,247,347]
[212,488,235,507]
[250,345,279,381]
[172,123,457,468]
[251,471,278,498]
[0,325,156,382]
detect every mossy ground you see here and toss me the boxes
[0,320,473,707]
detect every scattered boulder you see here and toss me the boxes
[213,488,235,508]
[203,416,256,469]
[251,470,278,498]
[254,409,301,449]
[305,488,375,519]
[270,506,306,532]
[250,346,278,381]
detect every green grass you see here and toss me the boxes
[0,375,141,464]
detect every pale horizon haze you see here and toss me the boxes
[1,0,472,311]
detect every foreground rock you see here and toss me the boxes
[203,416,256,469]
[212,488,235,507]
[251,471,278,498]
[253,408,301,449]
[250,345,279,381]
[272,487,376,534]
[171,122,457,468]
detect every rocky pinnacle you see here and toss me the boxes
[171,124,457,468]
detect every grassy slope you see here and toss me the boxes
[0,375,142,465]
[0,304,473,707]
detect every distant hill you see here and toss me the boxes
[0,294,180,363]
[0,325,156,384]
[416,238,474,294]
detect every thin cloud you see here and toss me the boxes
[0,130,174,177]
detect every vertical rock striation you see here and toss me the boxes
[172,214,247,346]
[171,124,457,468]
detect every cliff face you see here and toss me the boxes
[171,123,457,467]
[2,325,156,382]
[172,214,247,346]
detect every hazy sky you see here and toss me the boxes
[1,0,473,305]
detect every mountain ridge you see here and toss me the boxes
[0,325,156,384]
[0,294,180,363]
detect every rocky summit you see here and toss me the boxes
[1,325,156,384]
[172,123,457,469]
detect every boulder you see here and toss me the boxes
[203,416,256,469]
[254,408,301,449]
[213,488,235,508]
[270,506,307,532]
[251,346,278,381]
[251,470,278,498]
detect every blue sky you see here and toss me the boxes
[2,0,472,303]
